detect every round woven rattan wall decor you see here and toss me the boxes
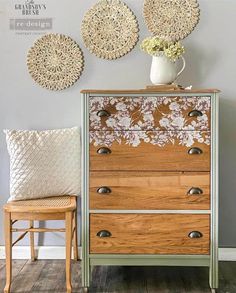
[143,0,200,41]
[27,34,84,91]
[81,0,139,60]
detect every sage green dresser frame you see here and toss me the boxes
[81,90,219,292]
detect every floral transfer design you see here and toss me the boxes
[89,96,211,148]
[89,96,210,131]
[90,131,210,148]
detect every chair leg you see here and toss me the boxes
[73,210,79,261]
[4,211,12,293]
[66,212,73,293]
[29,220,36,261]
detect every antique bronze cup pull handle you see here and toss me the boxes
[97,110,110,117]
[97,230,112,238]
[188,231,203,239]
[97,147,111,155]
[97,186,112,194]
[188,147,203,155]
[188,110,203,117]
[187,187,203,195]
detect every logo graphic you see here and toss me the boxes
[14,0,47,15]
[9,0,52,34]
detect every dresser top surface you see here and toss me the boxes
[81,88,220,94]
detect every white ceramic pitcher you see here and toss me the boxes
[150,55,186,85]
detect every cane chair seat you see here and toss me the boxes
[4,196,77,213]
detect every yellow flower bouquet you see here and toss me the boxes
[140,36,185,61]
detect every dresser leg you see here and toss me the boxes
[82,271,90,289]
[90,265,94,274]
[82,256,90,288]
[209,261,218,291]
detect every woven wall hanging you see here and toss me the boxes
[143,0,200,41]
[81,0,139,60]
[27,34,84,91]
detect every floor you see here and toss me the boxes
[0,260,236,293]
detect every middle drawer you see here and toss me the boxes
[90,131,211,171]
[90,172,210,210]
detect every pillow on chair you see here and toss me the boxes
[4,127,80,201]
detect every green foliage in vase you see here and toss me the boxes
[140,36,185,61]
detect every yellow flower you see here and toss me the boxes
[140,36,185,61]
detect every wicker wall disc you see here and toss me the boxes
[81,0,139,60]
[27,34,84,91]
[143,0,200,41]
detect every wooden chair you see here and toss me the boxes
[3,195,79,293]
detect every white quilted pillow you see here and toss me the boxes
[4,127,80,201]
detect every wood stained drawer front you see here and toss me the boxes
[90,96,211,131]
[90,214,210,255]
[90,131,210,171]
[90,172,210,210]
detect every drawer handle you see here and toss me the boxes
[188,110,203,117]
[97,147,111,155]
[188,231,203,239]
[97,230,112,238]
[188,147,203,155]
[187,187,203,195]
[97,186,111,194]
[97,110,110,117]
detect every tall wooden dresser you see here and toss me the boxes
[81,89,219,292]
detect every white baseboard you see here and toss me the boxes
[219,248,236,261]
[0,246,235,261]
[0,246,82,260]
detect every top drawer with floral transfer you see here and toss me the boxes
[89,96,211,131]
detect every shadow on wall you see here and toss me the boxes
[178,42,221,87]
[218,96,236,247]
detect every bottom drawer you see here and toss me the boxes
[90,214,210,255]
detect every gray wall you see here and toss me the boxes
[0,0,235,247]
